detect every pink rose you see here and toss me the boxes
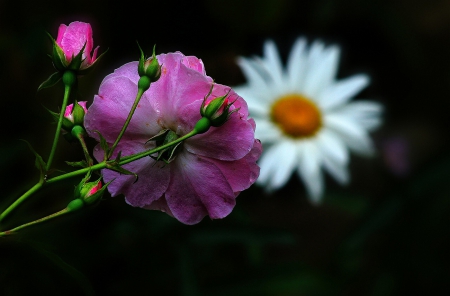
[56,21,99,69]
[85,52,261,225]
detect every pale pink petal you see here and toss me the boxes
[105,62,140,85]
[181,55,206,75]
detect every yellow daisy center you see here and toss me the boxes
[270,94,322,138]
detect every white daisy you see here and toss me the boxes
[234,38,383,203]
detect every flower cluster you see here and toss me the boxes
[85,52,261,224]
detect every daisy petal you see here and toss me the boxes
[254,119,283,143]
[257,142,295,190]
[269,140,298,189]
[319,74,370,109]
[334,100,383,131]
[322,152,350,185]
[297,141,324,203]
[262,40,284,86]
[316,129,349,165]
[304,45,340,100]
[233,86,270,117]
[325,114,375,156]
[287,38,307,92]
[237,57,270,95]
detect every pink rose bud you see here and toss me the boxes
[74,175,105,206]
[200,87,238,127]
[55,21,99,70]
[138,45,161,88]
[62,101,88,131]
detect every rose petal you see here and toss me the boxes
[93,141,170,207]
[165,151,236,224]
[85,76,161,143]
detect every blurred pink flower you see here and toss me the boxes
[84,52,261,224]
[56,21,99,69]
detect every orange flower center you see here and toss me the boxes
[270,94,322,138]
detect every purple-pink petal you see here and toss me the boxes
[165,151,236,224]
[93,141,171,207]
[85,76,161,143]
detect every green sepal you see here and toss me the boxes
[47,32,68,71]
[68,42,87,71]
[147,130,182,164]
[72,101,86,125]
[63,132,76,143]
[74,172,92,199]
[77,48,108,76]
[62,117,74,131]
[21,140,47,181]
[84,179,111,205]
[137,43,160,82]
[137,41,146,77]
[73,172,106,205]
[42,104,60,122]
[37,71,63,91]
[94,130,110,161]
[145,128,170,144]
[106,152,139,183]
[65,160,88,168]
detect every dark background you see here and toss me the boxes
[1,0,450,295]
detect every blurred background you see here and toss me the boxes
[1,0,450,295]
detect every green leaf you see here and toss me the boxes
[37,72,63,91]
[106,154,138,183]
[21,140,47,181]
[77,48,109,75]
[68,42,87,71]
[65,160,88,168]
[94,130,110,161]
[41,104,60,122]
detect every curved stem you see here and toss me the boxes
[77,133,93,167]
[0,182,43,223]
[107,87,146,159]
[46,83,71,171]
[119,130,197,165]
[46,129,199,184]
[0,207,69,237]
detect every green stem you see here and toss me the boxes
[77,133,93,167]
[119,130,197,165]
[107,87,146,159]
[0,182,43,223]
[46,129,199,185]
[46,83,71,171]
[0,207,69,237]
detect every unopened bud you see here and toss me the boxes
[138,44,161,83]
